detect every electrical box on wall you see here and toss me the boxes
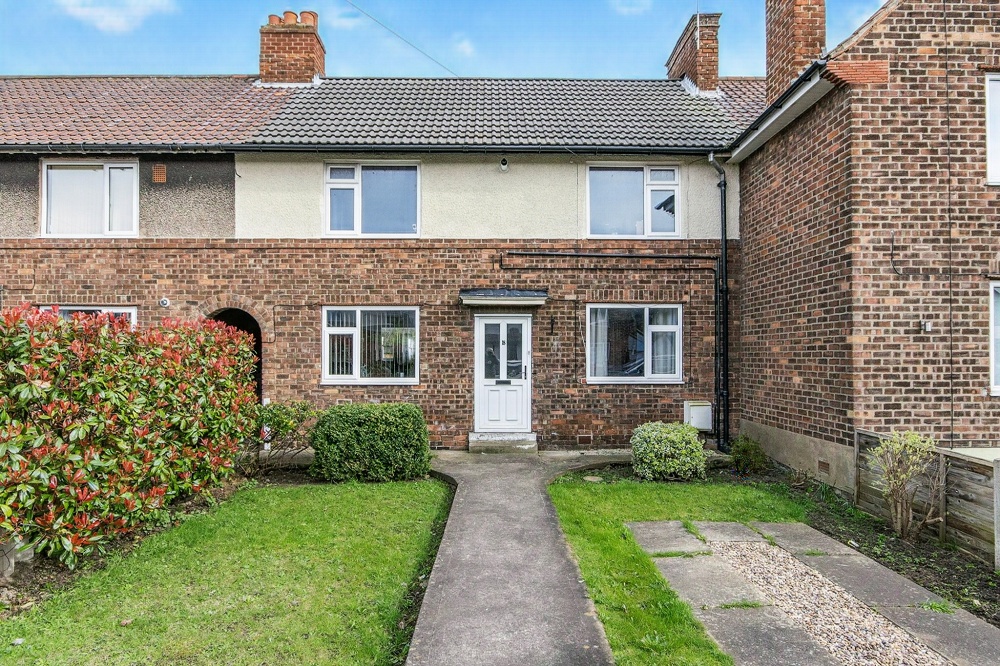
[684,401,713,431]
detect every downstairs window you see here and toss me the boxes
[322,307,419,384]
[587,304,682,383]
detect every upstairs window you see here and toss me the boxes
[988,75,1000,184]
[588,165,680,237]
[42,161,138,237]
[325,164,419,236]
[586,304,682,383]
[991,283,1000,395]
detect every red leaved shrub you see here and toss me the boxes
[0,305,258,566]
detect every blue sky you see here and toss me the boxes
[0,0,887,78]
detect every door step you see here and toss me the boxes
[468,432,538,454]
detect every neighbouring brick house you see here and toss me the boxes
[732,0,1000,490]
[0,10,757,451]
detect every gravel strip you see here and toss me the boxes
[712,542,949,666]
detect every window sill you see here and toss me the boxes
[990,388,1000,397]
[320,379,420,387]
[585,378,685,385]
[586,234,684,240]
[40,233,139,239]
[322,233,420,239]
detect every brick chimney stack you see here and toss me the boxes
[666,13,721,93]
[765,0,826,105]
[259,10,325,84]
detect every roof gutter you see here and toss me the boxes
[727,60,833,164]
[0,143,733,156]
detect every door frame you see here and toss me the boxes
[473,314,533,433]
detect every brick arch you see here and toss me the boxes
[200,295,273,342]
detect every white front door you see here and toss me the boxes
[474,315,532,432]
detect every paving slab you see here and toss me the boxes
[877,605,1000,666]
[750,522,858,556]
[654,555,771,608]
[407,454,617,666]
[800,555,943,606]
[693,521,766,543]
[695,606,839,666]
[626,520,706,555]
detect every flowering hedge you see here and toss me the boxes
[0,305,258,566]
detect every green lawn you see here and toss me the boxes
[0,480,452,665]
[549,471,810,666]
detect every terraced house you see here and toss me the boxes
[3,0,998,473]
[0,9,755,452]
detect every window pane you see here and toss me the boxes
[328,333,354,376]
[651,331,677,376]
[506,323,523,379]
[649,188,676,234]
[57,307,101,321]
[590,308,644,377]
[108,166,135,233]
[649,168,677,182]
[484,323,501,380]
[47,165,103,235]
[329,188,355,232]
[361,166,418,234]
[326,309,356,328]
[991,79,1000,183]
[328,166,356,180]
[589,168,644,236]
[650,308,678,326]
[360,310,416,379]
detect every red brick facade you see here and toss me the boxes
[741,1,1000,459]
[0,239,740,450]
[666,14,721,92]
[259,11,325,84]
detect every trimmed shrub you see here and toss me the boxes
[631,422,708,481]
[730,435,770,475]
[0,305,257,566]
[309,403,431,483]
[871,430,944,541]
[239,401,320,477]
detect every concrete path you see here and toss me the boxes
[631,520,1000,665]
[406,451,627,666]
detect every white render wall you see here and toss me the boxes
[234,152,740,239]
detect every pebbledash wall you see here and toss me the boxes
[0,151,740,450]
[740,1,1000,490]
[0,238,739,449]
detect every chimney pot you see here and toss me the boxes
[260,10,325,84]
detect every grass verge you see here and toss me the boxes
[549,473,809,666]
[0,480,452,665]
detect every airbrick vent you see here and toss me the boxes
[152,164,166,183]
[817,459,831,475]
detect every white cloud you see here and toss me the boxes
[453,35,475,58]
[54,0,175,33]
[609,0,652,16]
[325,5,365,30]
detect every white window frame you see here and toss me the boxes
[585,303,683,384]
[586,163,682,239]
[321,306,420,385]
[39,159,139,238]
[323,162,421,238]
[38,305,137,326]
[991,282,1000,396]
[987,75,1000,185]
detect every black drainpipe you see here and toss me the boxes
[708,153,731,453]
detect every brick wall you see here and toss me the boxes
[742,1,1000,456]
[666,13,721,92]
[0,238,740,450]
[740,86,855,448]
